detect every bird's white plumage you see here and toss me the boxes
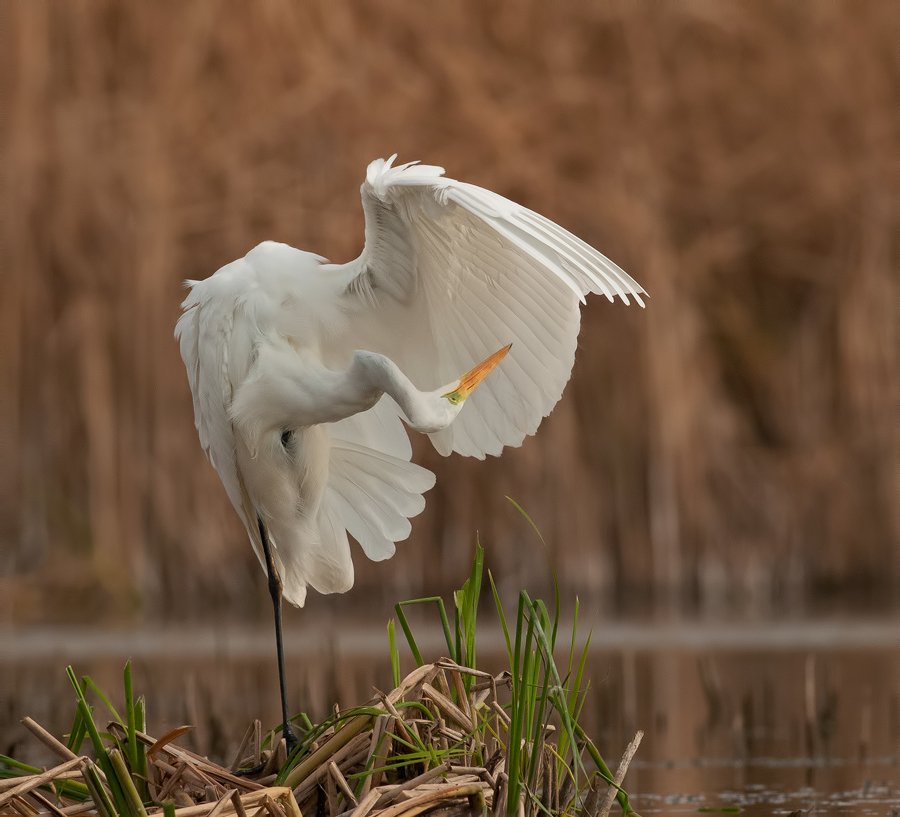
[176,156,644,606]
[328,156,645,458]
[327,396,435,563]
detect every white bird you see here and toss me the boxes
[175,155,645,751]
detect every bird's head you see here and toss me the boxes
[440,344,512,408]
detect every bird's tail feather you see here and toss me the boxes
[277,496,352,606]
[276,436,435,607]
[242,394,434,607]
[326,438,436,564]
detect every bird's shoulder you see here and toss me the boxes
[184,242,335,333]
[187,241,318,303]
[179,241,353,377]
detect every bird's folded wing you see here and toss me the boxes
[329,156,646,459]
[175,261,261,544]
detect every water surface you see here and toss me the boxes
[3,616,898,815]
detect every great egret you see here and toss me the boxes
[175,156,645,751]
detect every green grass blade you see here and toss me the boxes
[565,598,581,705]
[123,664,138,772]
[82,760,117,817]
[520,596,587,809]
[453,596,463,669]
[66,666,133,817]
[526,669,552,795]
[551,570,560,652]
[83,675,125,726]
[434,598,454,659]
[0,755,41,774]
[109,748,148,817]
[504,591,539,815]
[66,667,106,759]
[67,676,90,754]
[79,697,132,816]
[387,618,401,687]
[452,542,484,689]
[134,695,148,793]
[394,603,424,666]
[123,663,149,803]
[571,631,592,716]
[464,542,484,667]
[396,596,455,663]
[504,496,547,549]
[488,570,513,664]
[523,599,551,795]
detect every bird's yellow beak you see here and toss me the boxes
[442,344,512,405]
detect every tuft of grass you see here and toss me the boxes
[62,662,153,817]
[381,540,638,816]
[1,664,300,817]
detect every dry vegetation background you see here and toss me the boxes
[2,1,897,625]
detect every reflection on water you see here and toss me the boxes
[2,616,898,816]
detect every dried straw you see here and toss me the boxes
[2,661,639,817]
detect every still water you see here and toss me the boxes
[2,615,898,815]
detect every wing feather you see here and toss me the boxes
[326,156,644,459]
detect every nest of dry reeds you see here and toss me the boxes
[1,661,641,817]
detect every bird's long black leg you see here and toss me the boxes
[257,515,299,757]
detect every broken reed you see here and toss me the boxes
[0,545,642,817]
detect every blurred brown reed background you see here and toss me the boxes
[2,1,897,625]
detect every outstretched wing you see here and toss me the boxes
[327,155,645,459]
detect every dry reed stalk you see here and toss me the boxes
[228,722,261,773]
[162,788,300,817]
[0,759,84,808]
[19,719,80,764]
[360,715,392,796]
[0,772,82,791]
[595,731,643,817]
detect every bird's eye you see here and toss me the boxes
[444,393,461,405]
